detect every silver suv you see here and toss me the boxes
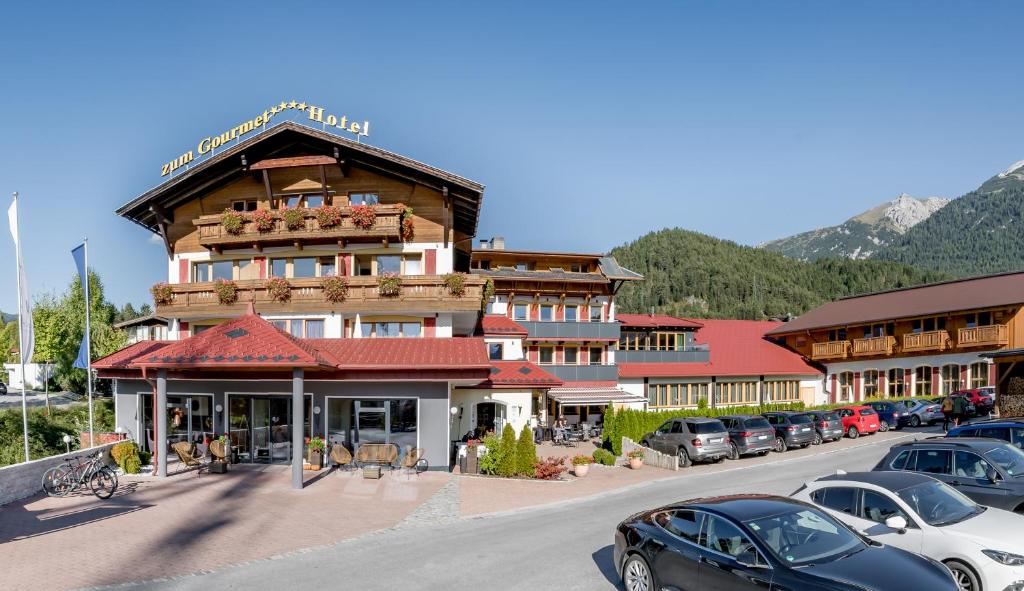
[641,417,731,467]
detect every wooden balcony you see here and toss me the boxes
[851,335,896,357]
[958,325,1009,348]
[903,330,951,353]
[811,341,849,360]
[154,275,487,317]
[193,205,403,250]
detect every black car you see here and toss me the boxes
[805,410,844,444]
[866,401,912,431]
[717,415,776,459]
[948,419,1024,449]
[0,381,6,395]
[873,437,1024,512]
[613,495,957,591]
[762,411,817,452]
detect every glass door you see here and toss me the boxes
[355,401,388,447]
[267,397,292,464]
[229,397,252,462]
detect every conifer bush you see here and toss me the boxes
[515,424,536,476]
[497,424,518,477]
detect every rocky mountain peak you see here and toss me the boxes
[883,194,951,233]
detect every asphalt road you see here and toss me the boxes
[125,427,940,591]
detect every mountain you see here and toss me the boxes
[610,228,949,320]
[760,194,950,261]
[874,161,1024,277]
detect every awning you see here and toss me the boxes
[546,386,645,406]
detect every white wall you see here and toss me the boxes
[824,352,994,399]
[485,337,524,360]
[451,388,535,436]
[5,363,55,390]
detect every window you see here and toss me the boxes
[515,262,528,272]
[359,323,372,338]
[954,450,994,479]
[270,258,287,278]
[513,304,529,321]
[890,450,911,470]
[238,259,260,280]
[488,343,503,360]
[212,260,233,281]
[942,364,961,395]
[888,368,905,397]
[401,322,421,337]
[349,192,379,206]
[965,311,993,329]
[319,257,336,277]
[912,449,951,475]
[304,194,324,208]
[192,324,211,335]
[377,255,401,275]
[589,306,602,322]
[703,515,761,565]
[970,362,990,388]
[193,262,210,282]
[376,322,400,338]
[861,490,912,527]
[915,366,933,396]
[540,305,553,322]
[564,346,578,364]
[863,370,879,398]
[811,487,857,515]
[657,510,704,543]
[280,195,301,209]
[232,200,257,212]
[289,320,303,338]
[539,347,553,364]
[305,319,324,339]
[764,381,799,402]
[976,428,1010,444]
[589,348,602,365]
[838,372,853,402]
[564,306,578,322]
[404,255,422,275]
[828,328,847,341]
[293,257,317,278]
[271,320,288,332]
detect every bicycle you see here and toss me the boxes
[41,451,119,499]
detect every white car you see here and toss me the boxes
[793,471,1024,591]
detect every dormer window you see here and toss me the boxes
[232,200,257,212]
[515,263,528,272]
[349,192,379,206]
[570,264,582,273]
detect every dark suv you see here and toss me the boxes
[873,437,1024,512]
[948,419,1024,449]
[717,415,776,459]
[804,410,844,444]
[640,418,731,467]
[762,411,817,452]
[866,401,911,431]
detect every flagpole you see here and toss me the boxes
[13,192,29,463]
[84,237,94,446]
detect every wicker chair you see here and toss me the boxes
[329,444,356,474]
[355,443,399,471]
[210,440,228,463]
[400,448,427,478]
[171,441,206,477]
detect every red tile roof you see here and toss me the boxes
[93,341,170,369]
[619,320,821,379]
[308,338,491,370]
[476,315,528,337]
[475,361,562,388]
[617,313,704,329]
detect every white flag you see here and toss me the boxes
[8,198,33,364]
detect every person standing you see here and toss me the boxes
[952,394,967,427]
[941,395,954,432]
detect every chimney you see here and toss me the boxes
[491,236,505,250]
[478,240,490,250]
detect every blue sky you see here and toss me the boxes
[1,1,1022,312]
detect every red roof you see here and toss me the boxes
[475,361,562,388]
[476,315,528,337]
[619,320,821,379]
[308,338,490,370]
[93,341,170,369]
[617,313,703,330]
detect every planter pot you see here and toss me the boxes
[210,461,228,474]
[308,451,323,468]
[629,458,644,470]
[573,463,590,477]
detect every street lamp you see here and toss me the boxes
[62,434,72,454]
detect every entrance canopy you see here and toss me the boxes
[546,384,645,406]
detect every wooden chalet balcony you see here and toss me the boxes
[811,341,849,360]
[903,330,951,353]
[851,335,896,357]
[193,205,403,250]
[958,325,1009,348]
[154,275,486,317]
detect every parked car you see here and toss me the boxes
[873,437,1024,512]
[640,417,730,467]
[613,495,958,591]
[762,411,817,452]
[931,394,977,417]
[836,405,880,439]
[955,388,996,416]
[805,409,844,444]
[794,471,1024,591]
[905,399,945,427]
[948,419,1024,449]
[717,414,776,459]
[866,400,911,431]
[0,380,6,395]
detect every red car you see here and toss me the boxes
[835,405,880,439]
[954,388,995,415]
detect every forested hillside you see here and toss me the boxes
[611,228,949,319]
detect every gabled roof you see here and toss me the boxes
[116,121,485,238]
[476,315,528,337]
[619,320,821,379]
[113,314,168,329]
[476,361,562,388]
[93,340,171,370]
[617,313,703,330]
[307,338,490,370]
[765,270,1024,336]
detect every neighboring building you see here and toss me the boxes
[618,317,824,409]
[765,271,1024,403]
[4,362,55,390]
[114,314,169,344]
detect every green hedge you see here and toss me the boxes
[0,399,115,466]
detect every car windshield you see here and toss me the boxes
[789,414,814,425]
[895,481,983,526]
[985,445,1024,477]
[819,413,839,421]
[859,409,876,416]
[744,417,772,429]
[745,508,863,567]
[690,422,725,434]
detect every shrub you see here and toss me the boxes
[592,448,616,466]
[213,278,238,305]
[444,272,467,297]
[266,277,292,303]
[477,435,504,475]
[350,204,377,229]
[533,456,567,480]
[138,451,152,466]
[308,436,325,452]
[282,207,306,231]
[220,209,245,234]
[515,425,536,476]
[321,275,348,303]
[571,454,593,466]
[123,455,142,474]
[497,424,518,477]
[315,205,342,229]
[150,282,174,305]
[111,441,142,474]
[250,208,275,232]
[378,272,401,297]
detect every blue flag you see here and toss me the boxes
[72,243,90,369]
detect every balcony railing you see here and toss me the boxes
[811,341,849,360]
[617,349,711,363]
[542,364,618,382]
[851,335,896,357]
[958,325,1009,348]
[903,330,950,353]
[193,205,403,249]
[154,275,486,317]
[518,321,620,341]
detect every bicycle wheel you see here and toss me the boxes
[42,466,72,497]
[89,467,118,499]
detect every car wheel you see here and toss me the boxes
[622,554,655,591]
[677,448,691,468]
[847,426,860,439]
[944,560,980,591]
[774,437,787,453]
[812,432,823,446]
[728,442,740,460]
[910,415,921,428]
[879,420,890,432]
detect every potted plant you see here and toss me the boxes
[571,454,593,477]
[350,203,377,230]
[266,276,292,302]
[282,207,306,231]
[321,275,348,303]
[221,209,246,234]
[314,204,342,229]
[250,208,275,232]
[443,272,467,296]
[397,203,415,241]
[307,436,325,469]
[627,449,645,470]
[378,272,401,297]
[151,282,174,305]
[213,278,238,305]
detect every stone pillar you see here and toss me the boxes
[292,368,305,490]
[156,370,168,478]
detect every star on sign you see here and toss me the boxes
[288,100,298,109]
[297,102,308,111]
[270,106,280,115]
[278,101,288,110]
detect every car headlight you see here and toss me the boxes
[982,549,1024,566]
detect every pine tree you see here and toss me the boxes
[515,425,536,476]
[497,424,518,477]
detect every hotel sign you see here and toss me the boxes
[161,100,370,176]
